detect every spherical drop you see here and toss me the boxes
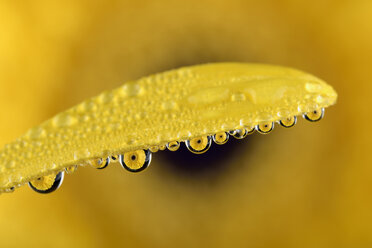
[279,116,297,128]
[119,149,151,172]
[28,171,64,194]
[256,122,274,134]
[91,157,110,169]
[65,165,77,174]
[167,141,180,151]
[233,129,248,139]
[185,136,212,154]
[303,108,324,122]
[213,132,229,145]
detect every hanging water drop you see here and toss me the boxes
[28,171,64,194]
[167,141,180,151]
[256,122,274,134]
[119,149,152,172]
[245,126,255,134]
[228,130,236,135]
[233,128,248,139]
[213,132,229,145]
[149,146,159,153]
[65,165,77,174]
[91,157,110,169]
[279,116,297,128]
[185,136,212,154]
[303,108,324,122]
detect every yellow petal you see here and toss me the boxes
[0,63,337,192]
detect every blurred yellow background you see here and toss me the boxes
[0,0,371,247]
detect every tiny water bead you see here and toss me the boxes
[149,146,160,153]
[119,149,152,172]
[65,165,78,174]
[279,116,297,128]
[185,136,212,154]
[256,122,274,134]
[28,171,64,194]
[167,141,180,151]
[304,108,324,122]
[91,157,110,169]
[228,130,236,135]
[233,128,248,139]
[213,132,229,145]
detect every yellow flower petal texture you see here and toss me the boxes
[0,63,337,193]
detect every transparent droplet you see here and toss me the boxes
[233,129,248,139]
[231,93,246,102]
[185,136,212,154]
[91,157,110,169]
[111,155,118,161]
[244,126,255,135]
[26,127,46,139]
[65,165,78,174]
[149,146,159,153]
[228,130,236,135]
[5,186,15,193]
[28,171,64,194]
[167,141,180,151]
[305,82,323,93]
[303,108,324,122]
[161,101,178,111]
[213,132,229,145]
[159,145,166,151]
[53,113,77,127]
[256,122,274,134]
[279,116,297,128]
[119,149,151,173]
[121,83,143,97]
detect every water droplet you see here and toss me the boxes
[26,127,46,139]
[73,148,91,160]
[188,87,229,105]
[277,109,291,118]
[28,171,64,194]
[167,141,180,151]
[303,108,324,122]
[161,101,178,111]
[111,155,118,161]
[149,146,159,153]
[279,116,297,128]
[5,186,15,193]
[256,122,274,134]
[159,145,166,151]
[228,130,236,135]
[53,113,77,127]
[233,129,248,139]
[98,91,114,104]
[244,126,255,134]
[305,82,323,93]
[65,165,78,174]
[213,132,229,145]
[119,149,151,172]
[185,136,212,154]
[315,95,325,104]
[6,161,16,169]
[231,93,246,102]
[90,157,110,169]
[121,83,143,97]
